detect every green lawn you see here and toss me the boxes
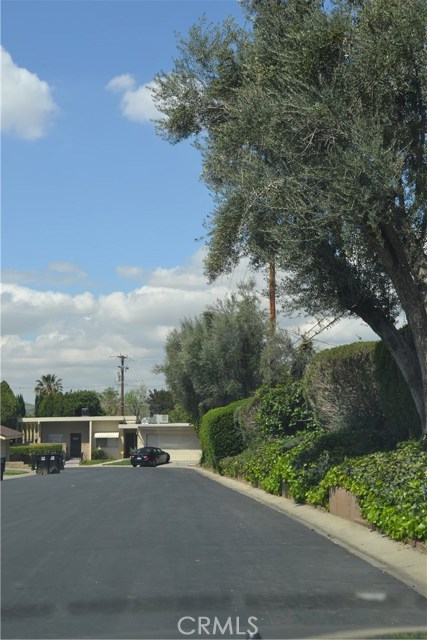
[4,469,30,476]
[103,459,131,466]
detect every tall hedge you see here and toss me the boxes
[374,331,421,441]
[304,342,385,432]
[199,399,246,469]
[304,338,421,444]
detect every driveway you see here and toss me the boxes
[1,467,426,639]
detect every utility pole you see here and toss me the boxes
[116,354,129,420]
[269,259,276,332]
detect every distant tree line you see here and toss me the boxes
[155,281,313,422]
[0,376,186,423]
[0,381,25,429]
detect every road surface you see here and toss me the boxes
[2,466,426,639]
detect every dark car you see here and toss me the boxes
[130,447,170,467]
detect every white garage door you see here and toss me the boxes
[146,432,201,461]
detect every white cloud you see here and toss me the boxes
[48,262,85,275]
[0,251,378,404]
[116,266,145,280]
[105,73,135,93]
[106,73,162,123]
[1,262,87,286]
[1,46,58,140]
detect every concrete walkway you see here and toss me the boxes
[192,466,427,600]
[64,457,81,468]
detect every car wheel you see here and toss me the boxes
[132,464,137,467]
[151,459,157,467]
[166,455,170,463]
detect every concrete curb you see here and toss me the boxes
[191,466,427,599]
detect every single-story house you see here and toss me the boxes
[1,425,23,460]
[21,415,201,462]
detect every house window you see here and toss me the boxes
[48,434,64,443]
[96,438,108,448]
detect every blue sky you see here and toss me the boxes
[1,0,376,405]
[2,0,246,291]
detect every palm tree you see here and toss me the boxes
[34,374,63,399]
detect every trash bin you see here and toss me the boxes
[32,453,63,475]
[47,453,63,474]
[0,457,6,481]
[32,454,49,475]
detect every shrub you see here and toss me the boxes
[220,431,322,499]
[221,435,427,542]
[91,448,107,460]
[304,337,422,445]
[10,444,63,463]
[199,399,246,470]
[307,441,427,542]
[304,342,385,433]
[256,381,317,439]
[220,439,287,485]
[220,421,392,503]
[233,395,263,448]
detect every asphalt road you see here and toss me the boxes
[1,466,426,639]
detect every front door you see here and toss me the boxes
[70,433,82,458]
[125,432,137,458]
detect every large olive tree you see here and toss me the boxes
[153,0,427,434]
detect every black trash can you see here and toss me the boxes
[0,457,6,481]
[32,454,49,475]
[32,454,61,475]
[32,452,64,475]
[47,453,63,474]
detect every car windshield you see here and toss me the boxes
[137,447,156,454]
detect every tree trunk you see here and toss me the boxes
[366,223,427,437]
[316,239,427,437]
[353,299,426,437]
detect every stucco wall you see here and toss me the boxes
[41,422,90,459]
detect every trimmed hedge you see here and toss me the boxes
[307,441,427,542]
[199,399,246,469]
[10,444,63,463]
[304,342,384,433]
[304,337,421,444]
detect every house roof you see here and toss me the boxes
[0,425,23,440]
[22,416,192,427]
